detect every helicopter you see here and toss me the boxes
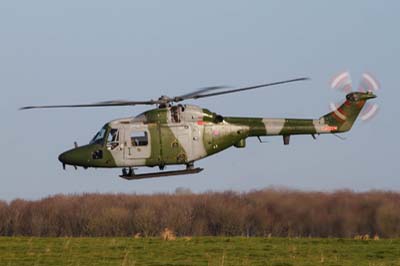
[20,77,376,179]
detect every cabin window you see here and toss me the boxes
[106,128,119,149]
[131,131,149,146]
[171,106,182,123]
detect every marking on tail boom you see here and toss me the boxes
[262,118,285,135]
[330,103,347,120]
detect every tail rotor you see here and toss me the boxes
[358,73,380,121]
[330,71,380,123]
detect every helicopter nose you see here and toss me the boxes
[58,150,73,165]
[58,144,96,168]
[58,148,83,166]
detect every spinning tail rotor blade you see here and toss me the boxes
[358,72,380,122]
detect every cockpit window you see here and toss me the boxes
[107,129,119,142]
[90,127,107,144]
[106,129,119,150]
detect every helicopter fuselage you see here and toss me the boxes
[58,91,376,172]
[58,104,249,169]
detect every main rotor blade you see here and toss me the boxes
[174,86,230,102]
[20,100,158,110]
[20,77,310,110]
[187,77,310,100]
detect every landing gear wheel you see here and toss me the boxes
[122,167,134,177]
[122,168,128,176]
[186,162,195,170]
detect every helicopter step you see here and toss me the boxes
[119,167,203,180]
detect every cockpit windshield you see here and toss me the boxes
[90,126,107,144]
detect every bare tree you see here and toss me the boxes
[1,189,400,237]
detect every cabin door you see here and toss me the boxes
[124,125,151,160]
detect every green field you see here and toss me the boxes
[0,237,399,266]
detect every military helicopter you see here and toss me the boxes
[21,77,376,179]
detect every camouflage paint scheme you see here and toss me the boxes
[58,92,376,169]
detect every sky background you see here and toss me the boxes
[0,1,399,200]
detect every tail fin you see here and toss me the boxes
[321,91,376,132]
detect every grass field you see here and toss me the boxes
[0,237,399,266]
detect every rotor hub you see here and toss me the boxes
[158,95,172,102]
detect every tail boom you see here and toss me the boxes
[225,91,376,138]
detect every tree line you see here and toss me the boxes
[0,188,399,238]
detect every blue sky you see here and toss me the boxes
[1,1,399,200]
